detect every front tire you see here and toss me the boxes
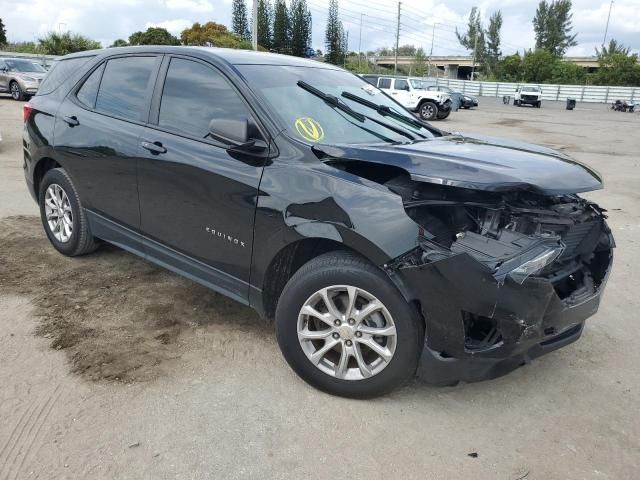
[418,101,438,121]
[38,168,99,257]
[436,109,451,120]
[275,252,423,398]
[10,81,25,101]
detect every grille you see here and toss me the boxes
[558,221,601,260]
[522,94,538,102]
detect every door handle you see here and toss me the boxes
[63,115,79,127]
[141,141,167,155]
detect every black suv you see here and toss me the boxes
[23,47,614,398]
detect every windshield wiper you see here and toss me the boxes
[341,91,431,138]
[297,81,415,142]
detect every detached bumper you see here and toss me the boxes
[396,234,614,385]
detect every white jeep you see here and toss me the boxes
[514,85,543,108]
[362,75,452,120]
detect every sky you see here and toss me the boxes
[1,0,639,57]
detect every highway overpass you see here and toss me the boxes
[371,55,604,79]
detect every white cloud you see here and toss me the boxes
[1,0,638,55]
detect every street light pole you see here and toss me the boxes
[394,2,401,74]
[471,33,478,80]
[252,0,258,51]
[602,0,614,49]
[428,22,439,77]
[358,13,365,70]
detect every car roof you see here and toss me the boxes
[61,46,342,70]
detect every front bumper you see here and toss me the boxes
[396,233,614,385]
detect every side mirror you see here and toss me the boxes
[208,117,268,156]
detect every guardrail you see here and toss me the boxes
[0,51,59,67]
[434,78,639,104]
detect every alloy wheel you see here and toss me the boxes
[44,184,73,243]
[10,82,20,100]
[420,104,435,119]
[297,285,397,380]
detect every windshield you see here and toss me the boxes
[5,59,46,73]
[409,79,433,90]
[522,86,541,92]
[238,65,435,145]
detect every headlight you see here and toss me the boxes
[22,76,37,82]
[508,246,564,284]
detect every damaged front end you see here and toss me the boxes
[384,176,615,384]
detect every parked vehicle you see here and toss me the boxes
[24,47,614,398]
[361,75,452,120]
[514,85,543,108]
[0,58,47,100]
[425,85,478,109]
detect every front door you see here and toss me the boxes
[0,59,9,92]
[137,56,267,298]
[390,78,412,108]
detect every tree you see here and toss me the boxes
[1,41,39,53]
[325,0,345,65]
[0,18,7,46]
[290,0,311,57]
[521,49,556,83]
[533,0,577,57]
[412,48,428,77]
[109,39,128,48]
[273,0,290,53]
[232,0,251,41]
[484,11,502,76]
[551,60,585,84]
[596,39,631,57]
[180,22,251,49]
[38,32,101,55]
[396,44,416,56]
[128,27,180,46]
[593,49,640,86]
[456,7,486,70]
[497,53,522,81]
[257,0,273,49]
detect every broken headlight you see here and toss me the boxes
[507,246,564,284]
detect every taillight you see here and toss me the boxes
[23,103,34,123]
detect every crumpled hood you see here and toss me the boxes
[315,133,603,195]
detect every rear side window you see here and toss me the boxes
[76,63,105,109]
[378,78,391,89]
[37,56,95,96]
[94,56,156,122]
[157,57,250,139]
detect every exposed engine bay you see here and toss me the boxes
[383,174,612,300]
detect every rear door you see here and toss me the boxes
[54,55,161,234]
[0,59,8,91]
[136,55,267,297]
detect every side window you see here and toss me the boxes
[94,56,156,122]
[158,57,250,139]
[0,60,6,70]
[378,78,392,89]
[394,79,409,91]
[76,63,105,109]
[37,56,95,96]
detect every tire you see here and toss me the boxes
[436,109,451,120]
[10,81,26,101]
[514,100,519,106]
[275,251,423,398]
[418,101,438,121]
[38,168,99,257]
[536,101,542,108]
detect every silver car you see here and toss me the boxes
[0,58,47,101]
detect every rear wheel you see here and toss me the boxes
[418,101,438,121]
[38,168,99,257]
[10,81,25,101]
[276,252,423,398]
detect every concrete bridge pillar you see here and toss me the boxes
[445,64,459,79]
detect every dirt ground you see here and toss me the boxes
[1,95,638,479]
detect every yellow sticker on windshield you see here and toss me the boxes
[295,117,325,142]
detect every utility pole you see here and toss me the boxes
[602,0,614,49]
[252,0,258,50]
[471,33,478,80]
[428,23,439,77]
[394,2,401,74]
[344,31,349,68]
[358,13,365,70]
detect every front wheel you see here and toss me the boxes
[418,101,438,121]
[276,252,423,398]
[39,168,99,256]
[536,101,542,108]
[436,109,451,120]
